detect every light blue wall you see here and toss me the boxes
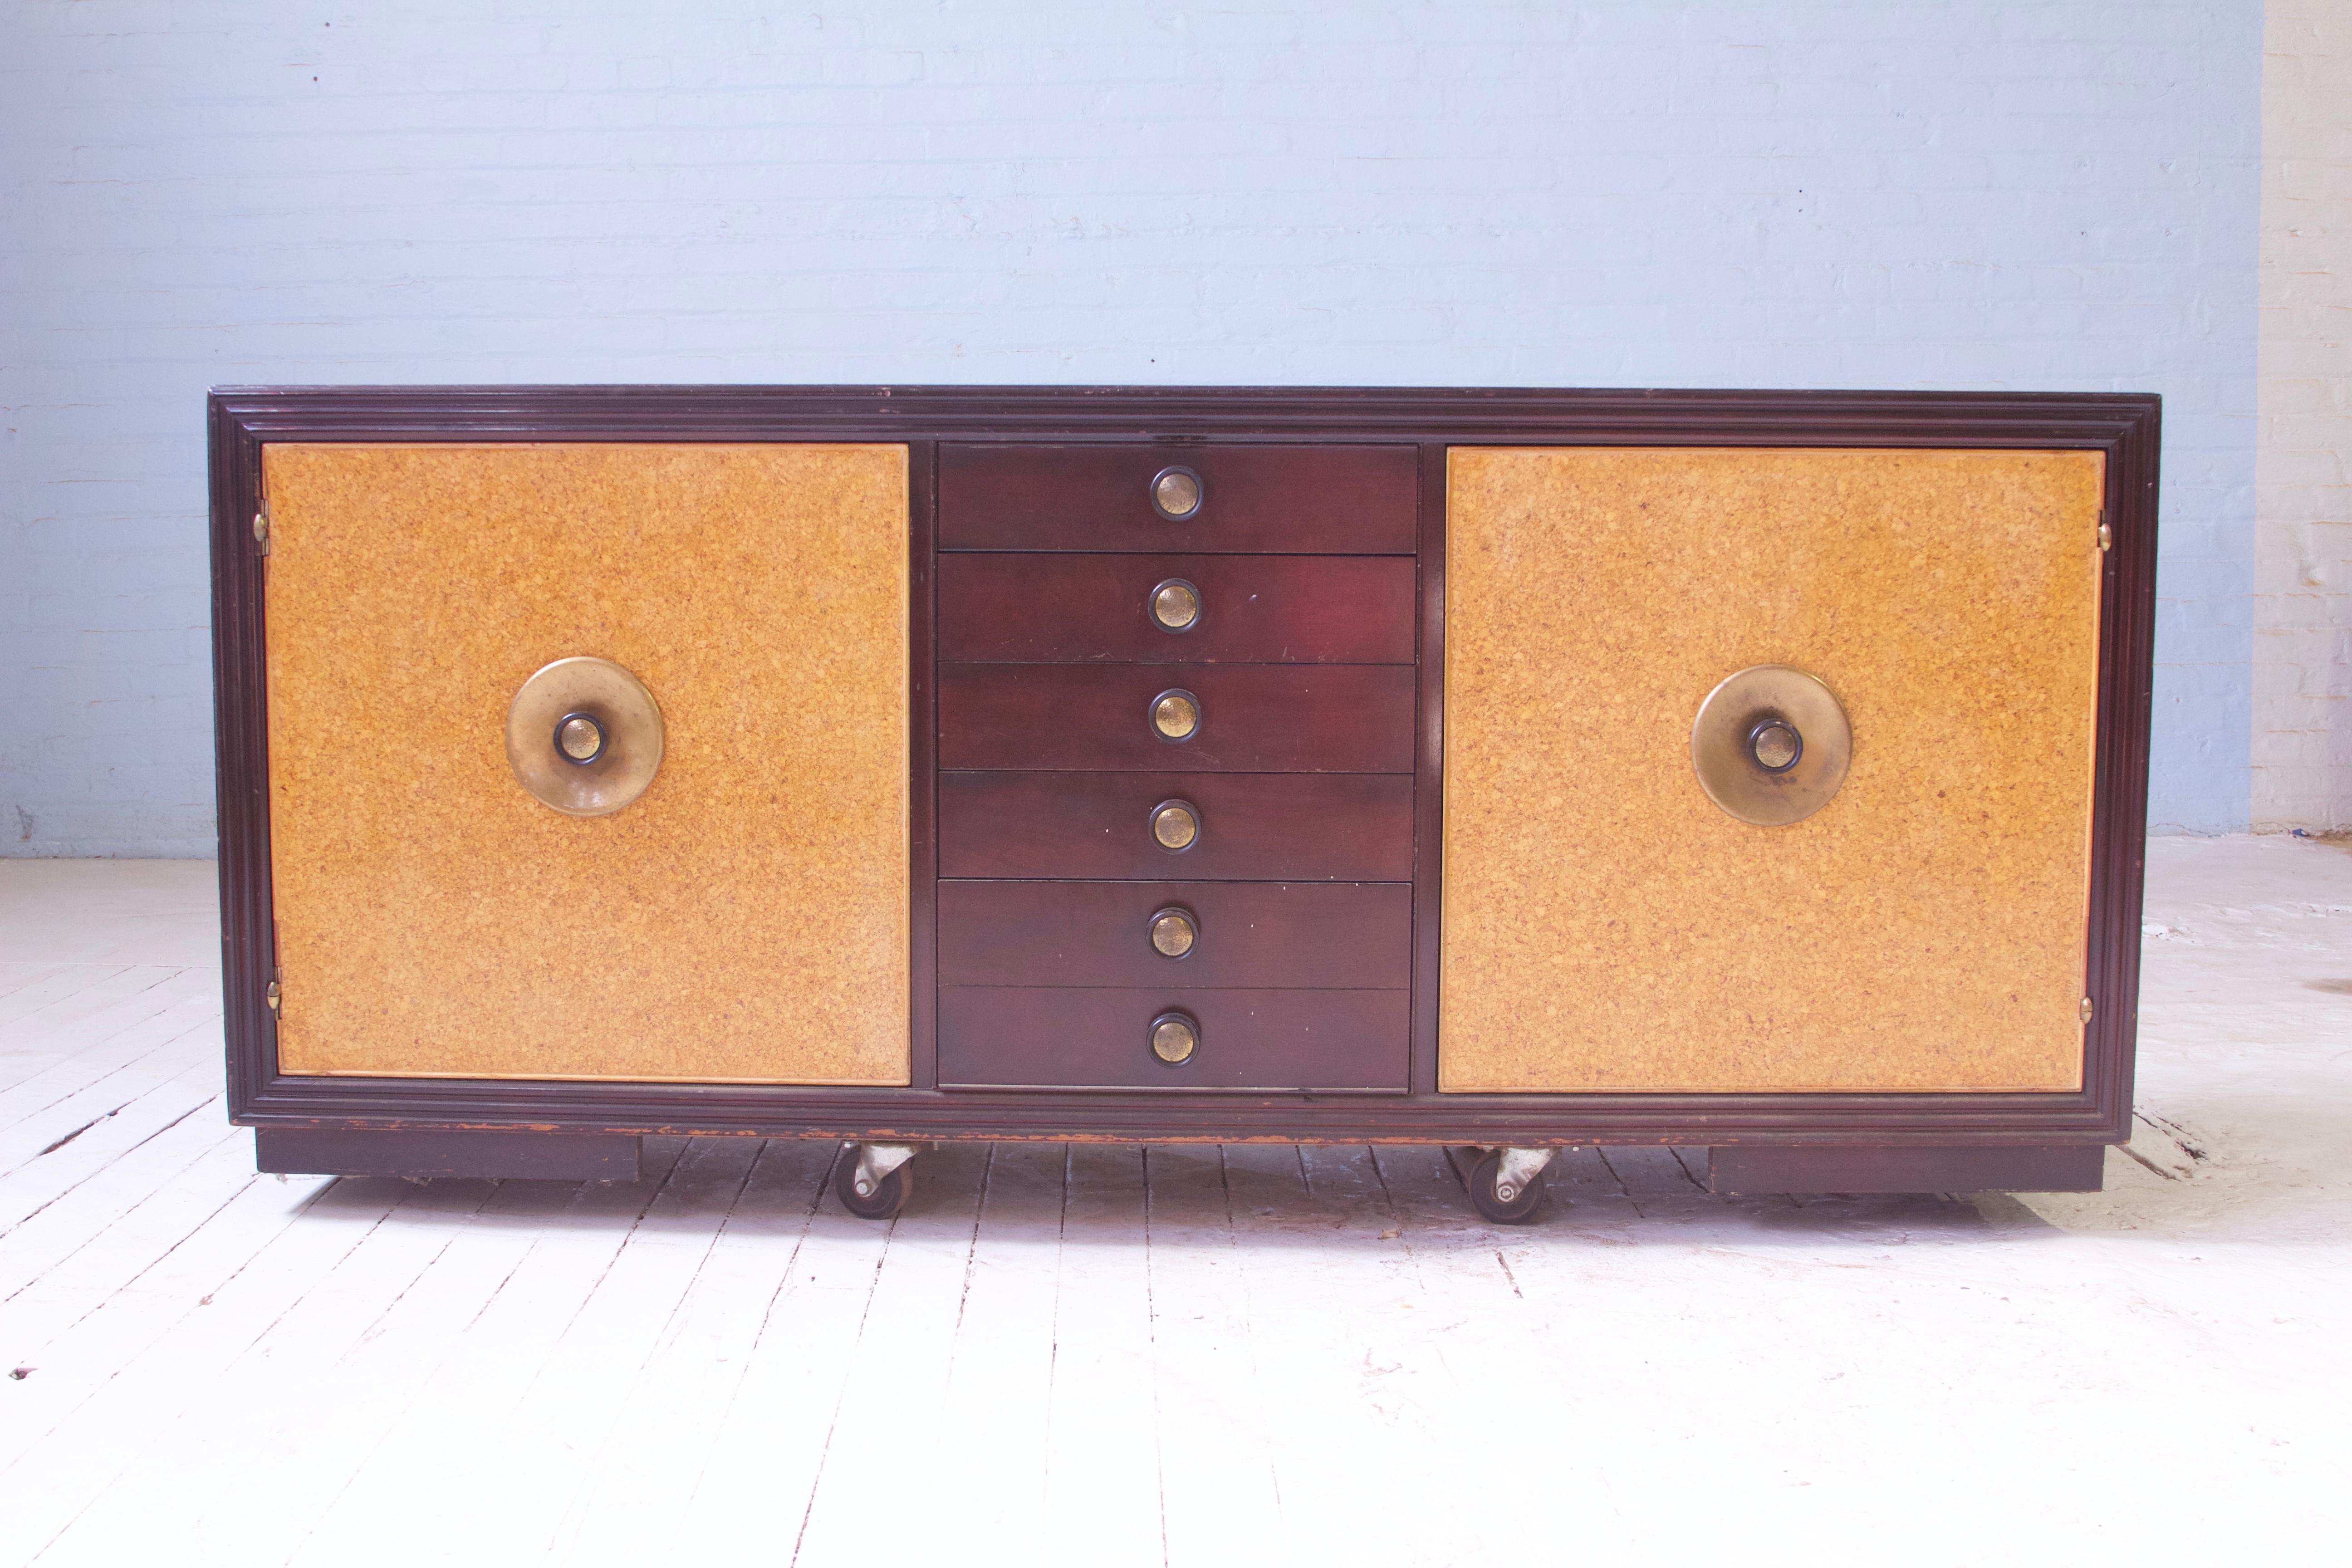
[0,0,2260,853]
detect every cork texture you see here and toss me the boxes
[263,443,911,1083]
[1440,446,2105,1093]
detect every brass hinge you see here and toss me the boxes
[252,500,272,556]
[2097,510,2111,552]
[2079,995,2094,1024]
[265,979,281,1016]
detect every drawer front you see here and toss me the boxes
[939,553,1415,665]
[939,771,1414,881]
[940,663,1415,772]
[939,444,1417,554]
[938,986,1409,1091]
[939,881,1411,989]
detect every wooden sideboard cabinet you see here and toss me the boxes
[209,387,2159,1222]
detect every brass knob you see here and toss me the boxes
[1151,465,1203,521]
[1149,578,1201,634]
[556,713,607,764]
[1748,719,1801,773]
[1150,688,1201,743]
[1150,799,1200,852]
[1149,1009,1200,1066]
[1149,906,1198,959]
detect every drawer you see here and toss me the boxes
[939,771,1413,881]
[940,664,1415,772]
[939,881,1410,989]
[939,444,1417,554]
[939,554,1415,665]
[938,986,1409,1091]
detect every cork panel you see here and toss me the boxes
[1440,447,2105,1093]
[263,444,910,1083]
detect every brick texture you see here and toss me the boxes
[0,1,2261,853]
[2252,0,2352,832]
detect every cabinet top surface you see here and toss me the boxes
[210,385,2161,447]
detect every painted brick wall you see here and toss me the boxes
[2253,0,2352,832]
[1,1,2259,854]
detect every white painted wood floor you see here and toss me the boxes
[1,842,2347,1565]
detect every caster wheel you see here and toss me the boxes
[1467,1149,1545,1225]
[835,1151,914,1220]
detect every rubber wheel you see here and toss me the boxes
[1467,1150,1545,1225]
[834,1151,914,1220]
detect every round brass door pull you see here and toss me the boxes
[1149,906,1199,959]
[506,657,665,817]
[1150,1009,1200,1066]
[1690,664,1851,826]
[1150,688,1201,742]
[1151,465,1203,521]
[1150,799,1200,852]
[1149,578,1201,634]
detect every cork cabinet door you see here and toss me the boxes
[1440,447,2105,1093]
[262,444,911,1083]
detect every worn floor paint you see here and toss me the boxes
[0,842,2344,1563]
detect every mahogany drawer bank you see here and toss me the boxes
[207,387,2159,1223]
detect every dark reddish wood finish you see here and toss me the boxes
[1705,1143,2107,1195]
[936,444,1411,554]
[939,442,1418,554]
[210,386,2158,1152]
[1412,444,1446,1097]
[938,770,1416,882]
[940,663,1415,773]
[910,443,941,1091]
[938,880,1411,989]
[256,1127,643,1180]
[938,986,1409,1091]
[938,553,1415,665]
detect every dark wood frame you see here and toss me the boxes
[209,386,2159,1148]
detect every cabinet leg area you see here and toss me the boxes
[255,1127,643,1181]
[834,1141,921,1220]
[1449,1145,1557,1224]
[1705,1143,2107,1195]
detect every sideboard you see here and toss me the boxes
[208,387,2159,1221]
